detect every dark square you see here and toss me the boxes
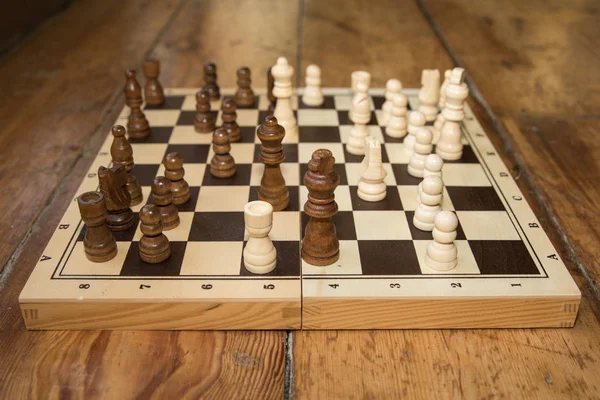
[132,164,161,186]
[300,163,348,185]
[238,127,257,143]
[201,164,252,186]
[301,211,356,240]
[165,144,210,164]
[358,240,421,275]
[249,186,300,212]
[253,144,298,163]
[176,110,218,126]
[143,95,185,110]
[77,213,140,242]
[120,242,187,276]
[337,111,377,126]
[299,127,341,143]
[371,95,385,110]
[298,95,335,109]
[446,187,505,211]
[469,240,540,275]
[344,144,390,163]
[258,111,297,126]
[189,212,245,241]
[391,164,421,185]
[434,145,479,164]
[348,186,403,210]
[128,127,173,144]
[239,241,301,276]
[404,211,466,240]
[175,186,200,212]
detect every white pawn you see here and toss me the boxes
[407,128,433,178]
[358,137,387,202]
[438,69,452,110]
[403,110,426,154]
[380,79,402,126]
[417,154,444,200]
[413,175,443,231]
[347,82,371,155]
[302,64,323,106]
[272,57,298,142]
[432,69,452,143]
[418,69,440,122]
[437,68,469,160]
[425,211,458,271]
[243,201,277,274]
[385,94,408,138]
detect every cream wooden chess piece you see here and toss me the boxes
[407,127,433,178]
[437,68,469,160]
[418,69,440,122]
[243,201,277,274]
[272,57,297,142]
[414,175,443,231]
[302,64,323,106]
[417,154,444,200]
[358,137,387,202]
[347,82,371,155]
[403,110,426,154]
[432,69,454,144]
[351,70,371,93]
[380,79,402,126]
[385,94,408,139]
[425,210,458,271]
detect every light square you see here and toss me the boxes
[258,94,270,110]
[244,211,300,241]
[353,211,411,240]
[196,186,250,212]
[144,110,181,126]
[208,143,255,164]
[298,110,339,126]
[130,144,168,165]
[131,187,151,213]
[182,95,196,111]
[157,163,206,187]
[169,126,213,144]
[236,109,260,126]
[302,240,362,273]
[338,125,384,144]
[62,242,131,276]
[407,95,420,111]
[345,163,396,186]
[334,95,352,110]
[385,143,412,163]
[300,185,352,211]
[180,242,243,275]
[414,240,480,274]
[442,164,491,187]
[457,211,520,240]
[298,143,345,164]
[134,212,194,242]
[250,163,300,186]
[397,186,455,211]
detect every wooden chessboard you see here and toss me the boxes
[18,88,581,330]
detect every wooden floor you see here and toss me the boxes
[0,0,598,398]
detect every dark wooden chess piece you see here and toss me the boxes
[124,69,150,139]
[138,204,171,264]
[77,191,118,263]
[221,98,241,142]
[301,149,340,266]
[257,115,289,211]
[235,66,255,108]
[163,152,191,205]
[142,59,165,106]
[267,66,276,117]
[110,125,143,206]
[202,62,220,101]
[210,127,236,178]
[151,176,180,230]
[194,90,215,133]
[98,164,135,231]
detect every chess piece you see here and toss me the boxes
[77,191,117,262]
[272,57,297,141]
[432,70,451,143]
[110,125,143,206]
[385,94,408,138]
[425,211,458,271]
[138,204,171,264]
[257,116,289,211]
[210,127,236,178]
[351,70,371,93]
[417,154,444,200]
[243,201,277,274]
[194,90,215,133]
[151,176,180,230]
[267,67,276,116]
[235,66,255,107]
[98,164,134,231]
[302,149,340,266]
[357,137,387,202]
[302,64,324,106]
[404,110,426,154]
[407,128,433,178]
[346,82,371,155]
[142,59,165,106]
[413,175,443,231]
[124,69,150,139]
[380,79,402,126]
[221,98,241,142]
[418,69,440,122]
[202,62,220,101]
[437,68,469,160]
[163,152,191,205]
[438,69,452,110]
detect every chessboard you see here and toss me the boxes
[19,87,581,330]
